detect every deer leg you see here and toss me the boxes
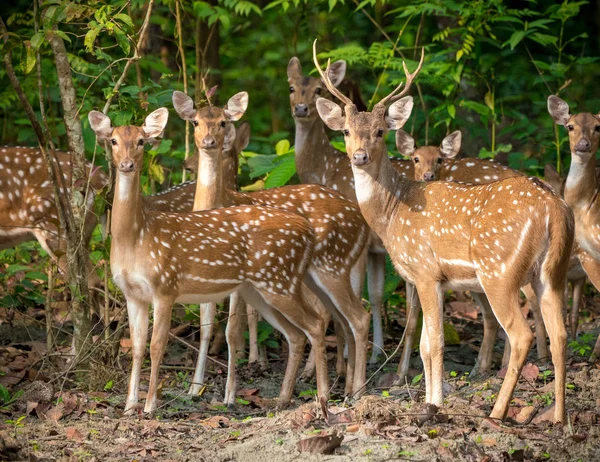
[124,297,149,414]
[238,285,312,408]
[414,281,444,406]
[188,302,217,396]
[224,291,246,406]
[470,292,499,376]
[397,282,420,382]
[300,291,332,381]
[246,303,259,363]
[333,319,347,379]
[570,277,585,339]
[368,252,386,364]
[145,296,175,414]
[522,283,548,360]
[480,285,534,421]
[533,279,567,424]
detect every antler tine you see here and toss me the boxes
[379,47,425,106]
[312,39,354,107]
[389,47,425,104]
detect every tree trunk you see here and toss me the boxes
[48,30,92,360]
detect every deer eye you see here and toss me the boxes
[220,121,227,128]
[289,86,295,94]
[437,157,443,164]
[138,139,144,146]
[376,128,384,137]
[413,157,419,164]
[343,129,350,136]
[111,139,117,146]
[315,88,322,95]
[595,126,600,133]
[567,124,574,131]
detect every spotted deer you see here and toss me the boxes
[314,42,574,423]
[88,108,331,414]
[548,96,600,356]
[172,90,371,403]
[287,57,387,365]
[0,146,108,298]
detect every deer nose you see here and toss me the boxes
[119,159,135,172]
[352,149,370,166]
[294,104,308,117]
[201,136,217,149]
[423,172,435,181]
[575,138,591,152]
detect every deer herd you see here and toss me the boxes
[2,41,600,425]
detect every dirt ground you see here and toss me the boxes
[1,295,600,462]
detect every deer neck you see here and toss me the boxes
[111,170,145,249]
[564,152,598,211]
[352,155,407,243]
[294,117,332,183]
[193,147,225,211]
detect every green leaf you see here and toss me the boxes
[113,13,134,29]
[265,155,296,188]
[114,26,130,55]
[20,42,36,74]
[484,91,494,111]
[275,139,290,155]
[455,49,463,62]
[507,30,526,50]
[31,32,45,50]
[447,104,456,119]
[84,23,102,53]
[528,32,557,47]
[328,0,337,12]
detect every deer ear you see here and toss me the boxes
[222,123,237,152]
[316,98,345,131]
[548,95,571,126]
[326,60,346,87]
[88,111,113,140]
[287,57,302,80]
[173,91,196,121]
[395,130,416,157]
[235,121,251,152]
[544,163,562,190]
[386,96,413,130]
[224,92,249,121]
[143,108,169,139]
[440,130,461,158]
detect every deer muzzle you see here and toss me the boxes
[119,159,135,173]
[201,136,217,150]
[352,149,370,166]
[294,104,309,117]
[575,138,591,152]
[423,172,435,181]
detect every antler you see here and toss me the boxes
[376,47,425,108]
[312,39,354,107]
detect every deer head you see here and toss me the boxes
[313,40,423,177]
[395,130,462,181]
[173,91,248,154]
[287,56,346,121]
[88,108,169,173]
[548,95,600,163]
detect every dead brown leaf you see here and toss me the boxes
[448,301,478,320]
[296,432,343,455]
[65,427,83,441]
[520,363,539,381]
[45,405,64,423]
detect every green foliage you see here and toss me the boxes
[0,385,24,410]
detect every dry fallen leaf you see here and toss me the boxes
[520,363,539,381]
[296,432,343,455]
[65,427,83,441]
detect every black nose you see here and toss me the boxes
[294,104,308,117]
[202,136,216,149]
[575,138,591,152]
[352,149,369,166]
[119,159,134,172]
[423,172,434,181]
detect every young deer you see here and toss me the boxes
[172,90,371,402]
[314,42,574,423]
[548,96,600,356]
[0,146,108,298]
[287,57,386,364]
[88,108,331,414]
